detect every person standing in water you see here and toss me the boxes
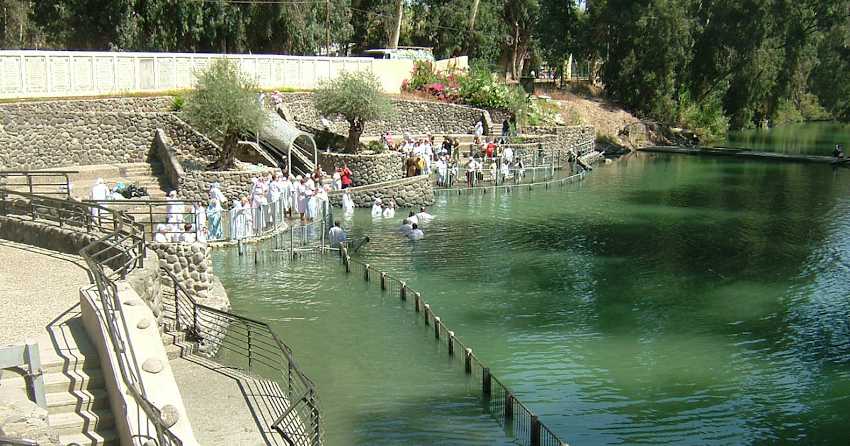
[328,221,346,248]
[408,223,424,240]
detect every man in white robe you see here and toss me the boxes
[90,178,109,218]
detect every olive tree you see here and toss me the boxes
[313,70,392,153]
[183,58,267,169]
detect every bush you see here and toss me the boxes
[676,91,729,143]
[171,95,185,111]
[365,140,386,153]
[314,71,392,153]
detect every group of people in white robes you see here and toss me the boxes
[398,207,433,241]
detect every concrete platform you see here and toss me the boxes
[640,145,849,165]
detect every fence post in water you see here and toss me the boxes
[345,256,351,273]
[448,331,455,356]
[482,367,492,397]
[364,264,370,281]
[504,393,513,420]
[423,304,431,325]
[464,348,473,374]
[400,283,407,301]
[414,292,421,312]
[247,324,253,369]
[380,272,386,290]
[530,415,541,446]
[434,317,440,339]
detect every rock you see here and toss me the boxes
[142,358,164,374]
[159,404,180,428]
[136,318,152,329]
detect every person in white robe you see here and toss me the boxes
[503,146,514,165]
[166,191,184,224]
[90,178,109,218]
[408,223,424,240]
[406,211,419,226]
[192,203,207,237]
[180,223,197,243]
[436,157,449,186]
[153,224,170,243]
[296,178,309,222]
[209,182,227,205]
[371,197,383,218]
[342,190,355,215]
[383,200,396,218]
[328,221,347,248]
[281,175,293,217]
[332,169,342,191]
[415,207,433,224]
[230,199,245,240]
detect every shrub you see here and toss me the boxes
[314,71,392,153]
[171,95,185,111]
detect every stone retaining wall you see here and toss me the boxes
[327,175,433,208]
[525,125,596,155]
[148,241,229,312]
[318,152,403,186]
[281,93,485,137]
[0,96,173,114]
[178,167,278,205]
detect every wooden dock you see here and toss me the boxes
[639,146,850,166]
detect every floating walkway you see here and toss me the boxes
[640,146,849,166]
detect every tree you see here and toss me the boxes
[314,71,392,153]
[183,59,267,170]
[502,0,540,80]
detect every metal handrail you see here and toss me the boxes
[161,266,322,445]
[0,177,178,445]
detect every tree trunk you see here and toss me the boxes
[211,132,239,170]
[389,0,404,49]
[345,120,363,154]
[466,0,481,53]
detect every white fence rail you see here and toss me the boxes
[0,50,421,99]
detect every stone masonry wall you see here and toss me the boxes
[148,241,230,313]
[281,93,486,137]
[0,96,173,114]
[327,175,433,208]
[178,167,278,205]
[318,152,403,186]
[525,125,596,155]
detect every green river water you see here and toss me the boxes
[214,125,850,445]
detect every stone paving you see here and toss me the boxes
[0,239,91,346]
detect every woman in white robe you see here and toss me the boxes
[382,200,396,218]
[90,178,109,218]
[166,191,184,224]
[371,197,383,218]
[341,190,355,215]
[296,179,309,222]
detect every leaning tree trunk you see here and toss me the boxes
[345,120,364,154]
[211,132,240,170]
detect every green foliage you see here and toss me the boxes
[676,91,729,142]
[183,59,267,169]
[171,95,185,111]
[366,140,386,153]
[314,71,391,153]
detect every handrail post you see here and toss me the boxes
[447,331,454,356]
[464,348,473,374]
[247,324,253,370]
[364,264,369,281]
[414,292,421,312]
[531,415,541,446]
[400,283,406,301]
[380,272,386,290]
[433,316,440,339]
[423,304,430,325]
[504,392,513,420]
[482,367,491,397]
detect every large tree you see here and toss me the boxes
[183,59,268,170]
[314,71,392,153]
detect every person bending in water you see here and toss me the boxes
[328,221,346,248]
[399,218,413,235]
[415,206,433,223]
[408,223,424,240]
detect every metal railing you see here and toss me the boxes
[0,173,180,445]
[434,164,556,189]
[336,248,569,446]
[83,199,201,242]
[162,267,322,446]
[0,170,76,199]
[435,170,587,195]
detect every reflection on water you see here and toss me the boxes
[215,152,850,445]
[724,121,850,156]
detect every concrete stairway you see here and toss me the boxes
[67,161,171,201]
[0,316,118,446]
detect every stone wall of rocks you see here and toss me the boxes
[178,166,278,205]
[327,175,434,208]
[0,399,60,446]
[148,241,230,313]
[0,96,173,114]
[318,152,403,186]
[126,250,164,330]
[281,93,486,137]
[525,125,596,155]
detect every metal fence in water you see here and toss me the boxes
[336,248,569,446]
[436,170,587,195]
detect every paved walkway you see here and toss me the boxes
[170,354,275,446]
[0,240,91,346]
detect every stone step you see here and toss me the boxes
[59,429,119,446]
[46,388,110,415]
[40,354,101,375]
[49,408,114,436]
[2,368,106,393]
[164,340,196,360]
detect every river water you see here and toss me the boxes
[214,128,850,445]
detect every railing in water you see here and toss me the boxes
[162,267,322,446]
[337,247,569,446]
